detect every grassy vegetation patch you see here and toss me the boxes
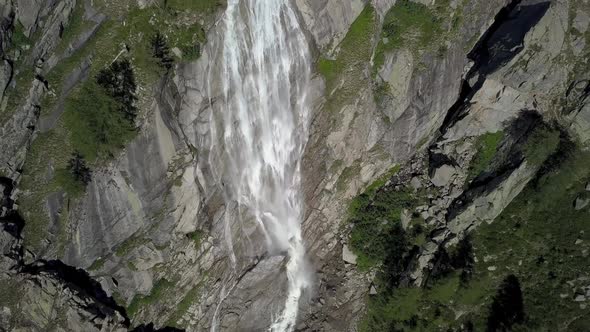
[19,123,74,250]
[467,131,504,182]
[127,278,175,318]
[373,0,442,74]
[165,280,206,328]
[55,1,94,55]
[358,140,590,331]
[187,230,204,248]
[0,22,36,125]
[317,5,376,111]
[115,234,147,257]
[88,256,107,271]
[347,165,423,270]
[165,0,224,13]
[10,21,31,48]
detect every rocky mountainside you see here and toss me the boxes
[0,0,589,331]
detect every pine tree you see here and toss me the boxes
[486,275,525,331]
[96,58,138,121]
[150,32,174,70]
[453,235,475,285]
[68,151,92,185]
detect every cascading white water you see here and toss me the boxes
[208,0,312,330]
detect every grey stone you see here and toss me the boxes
[369,285,377,295]
[420,211,430,220]
[16,0,43,36]
[410,177,422,191]
[574,197,590,210]
[573,9,589,34]
[431,165,457,187]
[342,244,357,265]
[0,60,12,102]
[401,209,412,230]
[171,47,183,58]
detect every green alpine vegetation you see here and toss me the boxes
[347,165,421,270]
[355,129,590,331]
[467,131,505,182]
[17,0,221,250]
[127,278,176,318]
[317,4,376,100]
[373,0,442,74]
[54,151,93,197]
[64,59,138,162]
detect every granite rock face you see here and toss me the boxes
[0,0,589,331]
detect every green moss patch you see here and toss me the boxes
[187,230,204,248]
[115,235,147,257]
[317,5,376,112]
[165,280,206,328]
[165,0,224,13]
[467,131,504,182]
[373,0,442,74]
[127,278,175,318]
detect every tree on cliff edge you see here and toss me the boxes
[486,274,525,331]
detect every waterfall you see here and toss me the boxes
[207,0,312,330]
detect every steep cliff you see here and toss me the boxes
[0,0,588,331]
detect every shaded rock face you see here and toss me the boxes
[0,160,127,331]
[0,0,588,331]
[471,0,551,77]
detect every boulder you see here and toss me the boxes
[573,9,589,34]
[369,285,377,295]
[400,209,412,230]
[431,165,457,187]
[342,244,357,265]
[410,177,422,191]
[574,197,590,210]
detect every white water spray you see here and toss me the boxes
[208,0,312,330]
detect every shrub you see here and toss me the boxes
[467,131,504,182]
[452,235,475,285]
